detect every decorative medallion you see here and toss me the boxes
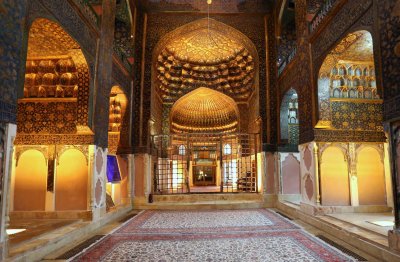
[95,178,103,206]
[304,174,314,201]
[303,146,312,171]
[96,148,103,174]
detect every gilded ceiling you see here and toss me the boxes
[166,29,244,64]
[28,18,80,58]
[140,0,272,13]
[156,24,255,103]
[320,30,374,75]
[170,87,239,133]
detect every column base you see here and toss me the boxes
[389,229,400,252]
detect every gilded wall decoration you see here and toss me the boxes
[24,0,104,143]
[314,129,386,142]
[266,14,278,147]
[310,6,385,142]
[114,1,133,59]
[155,27,256,103]
[132,11,146,151]
[24,57,79,99]
[0,0,28,122]
[278,0,383,144]
[27,0,98,60]
[330,101,383,131]
[134,12,268,152]
[13,134,94,145]
[56,145,89,165]
[108,133,120,155]
[68,49,91,126]
[139,0,272,13]
[291,0,314,144]
[17,101,77,134]
[111,64,132,153]
[27,18,81,57]
[311,0,373,62]
[15,145,48,166]
[318,31,374,75]
[378,0,400,121]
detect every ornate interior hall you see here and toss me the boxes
[0,0,400,261]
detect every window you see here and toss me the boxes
[223,144,232,155]
[178,145,185,156]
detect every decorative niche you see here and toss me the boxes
[24,57,78,99]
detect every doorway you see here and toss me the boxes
[192,146,217,186]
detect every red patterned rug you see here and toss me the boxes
[73,209,355,262]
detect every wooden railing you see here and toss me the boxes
[309,0,337,34]
[278,47,297,76]
[72,0,100,27]
[113,45,132,73]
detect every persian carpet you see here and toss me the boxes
[73,209,355,262]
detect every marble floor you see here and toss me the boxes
[8,218,79,246]
[327,212,394,236]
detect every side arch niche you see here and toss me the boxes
[14,150,47,211]
[356,146,386,205]
[19,17,92,135]
[316,30,381,131]
[281,154,300,194]
[320,146,350,206]
[55,149,88,211]
[280,88,299,145]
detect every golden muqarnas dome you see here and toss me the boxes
[170,87,239,133]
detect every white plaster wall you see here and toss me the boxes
[278,152,301,203]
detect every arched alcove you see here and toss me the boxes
[357,147,386,205]
[55,149,88,211]
[151,18,259,137]
[14,150,47,211]
[12,18,92,217]
[320,146,350,206]
[281,154,300,194]
[316,30,381,130]
[21,18,91,130]
[280,88,299,145]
